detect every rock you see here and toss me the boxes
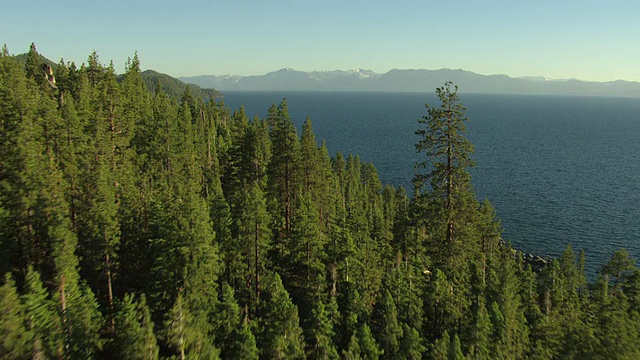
[41,63,56,88]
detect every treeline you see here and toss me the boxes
[1,44,640,360]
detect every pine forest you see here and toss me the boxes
[2,44,640,360]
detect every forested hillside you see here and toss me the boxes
[2,44,640,360]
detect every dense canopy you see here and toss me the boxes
[1,44,640,359]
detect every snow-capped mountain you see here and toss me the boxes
[179,68,640,96]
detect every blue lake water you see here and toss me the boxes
[221,91,640,276]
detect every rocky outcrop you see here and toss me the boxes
[521,252,550,273]
[500,237,550,273]
[41,63,56,88]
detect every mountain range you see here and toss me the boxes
[180,68,640,97]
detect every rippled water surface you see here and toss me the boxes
[222,91,640,276]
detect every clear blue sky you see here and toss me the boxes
[2,0,639,81]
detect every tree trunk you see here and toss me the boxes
[255,221,260,305]
[447,119,452,206]
[105,248,115,331]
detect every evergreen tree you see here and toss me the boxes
[342,332,361,360]
[215,284,259,359]
[485,249,529,359]
[24,43,42,83]
[287,194,327,304]
[357,323,383,360]
[6,49,640,360]
[591,252,640,359]
[307,300,339,360]
[0,49,33,276]
[112,293,159,360]
[371,290,403,359]
[467,296,492,360]
[227,320,259,360]
[399,323,425,360]
[448,333,466,360]
[432,330,451,360]
[237,183,271,312]
[414,81,477,273]
[165,291,220,359]
[21,267,64,359]
[267,99,300,240]
[258,272,305,359]
[0,274,31,359]
[342,323,383,360]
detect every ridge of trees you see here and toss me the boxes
[12,44,220,102]
[2,44,640,359]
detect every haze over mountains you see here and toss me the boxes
[180,68,640,96]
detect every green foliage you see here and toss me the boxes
[357,323,383,360]
[165,292,220,359]
[138,69,220,101]
[267,98,300,241]
[226,320,259,360]
[307,300,339,360]
[371,289,403,358]
[400,323,426,360]
[0,274,31,359]
[1,49,638,359]
[113,294,159,360]
[432,330,451,360]
[414,81,478,273]
[215,284,259,359]
[343,324,383,360]
[21,267,63,359]
[258,272,305,359]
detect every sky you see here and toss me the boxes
[2,0,639,82]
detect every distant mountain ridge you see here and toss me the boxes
[180,68,640,96]
[136,70,220,101]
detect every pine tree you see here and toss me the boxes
[399,324,425,360]
[371,290,403,359]
[485,249,529,359]
[591,252,640,359]
[216,283,241,349]
[467,296,492,360]
[0,48,54,279]
[357,323,383,360]
[424,269,464,341]
[165,292,193,360]
[342,323,383,360]
[36,104,103,358]
[0,49,32,276]
[307,300,339,360]
[448,333,466,360]
[226,320,259,360]
[601,248,636,293]
[0,274,31,359]
[21,267,64,359]
[258,272,305,359]
[24,43,42,83]
[414,82,477,273]
[267,99,300,240]
[299,117,324,198]
[138,295,160,360]
[342,332,361,360]
[165,291,220,359]
[342,155,384,311]
[215,284,259,358]
[117,52,152,299]
[288,194,327,304]
[237,183,271,312]
[432,330,451,360]
[113,293,159,360]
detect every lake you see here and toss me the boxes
[221,91,640,276]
